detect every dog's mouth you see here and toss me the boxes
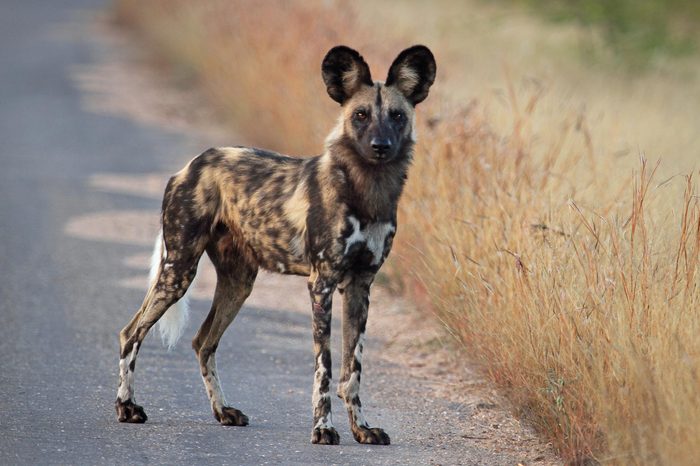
[360,149,396,165]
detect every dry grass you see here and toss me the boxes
[401,102,700,464]
[113,0,700,463]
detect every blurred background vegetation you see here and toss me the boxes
[113,0,700,463]
[505,0,700,67]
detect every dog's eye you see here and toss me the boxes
[354,110,368,121]
[390,110,405,122]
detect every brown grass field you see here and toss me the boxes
[113,0,700,463]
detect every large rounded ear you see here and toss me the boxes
[385,45,436,106]
[322,46,373,105]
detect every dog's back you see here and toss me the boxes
[164,147,312,274]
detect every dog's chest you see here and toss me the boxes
[339,216,395,270]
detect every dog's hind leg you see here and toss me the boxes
[337,273,390,445]
[116,202,210,423]
[116,245,203,422]
[192,229,258,426]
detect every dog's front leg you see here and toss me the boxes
[338,273,390,445]
[308,270,339,445]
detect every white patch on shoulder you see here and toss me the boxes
[343,216,395,265]
[365,223,395,265]
[344,216,364,255]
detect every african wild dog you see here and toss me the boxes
[115,45,436,445]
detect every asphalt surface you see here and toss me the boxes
[0,1,534,465]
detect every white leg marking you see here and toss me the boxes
[312,354,329,408]
[345,371,368,428]
[201,353,227,411]
[313,413,335,430]
[344,333,367,427]
[354,332,365,363]
[117,342,139,401]
[312,353,335,430]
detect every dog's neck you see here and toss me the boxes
[323,133,412,223]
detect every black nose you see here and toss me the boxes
[371,138,392,156]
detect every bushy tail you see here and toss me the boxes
[150,230,190,350]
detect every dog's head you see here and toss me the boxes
[322,45,436,165]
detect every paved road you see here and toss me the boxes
[0,1,536,465]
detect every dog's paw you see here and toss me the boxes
[311,427,340,445]
[214,406,249,426]
[351,425,391,445]
[115,398,148,423]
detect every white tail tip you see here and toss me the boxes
[158,294,189,350]
[149,230,190,350]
